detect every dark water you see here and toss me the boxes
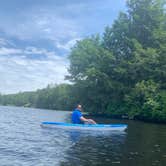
[0,106,166,166]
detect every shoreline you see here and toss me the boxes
[1,105,166,124]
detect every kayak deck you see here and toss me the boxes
[41,122,128,131]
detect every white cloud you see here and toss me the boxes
[0,8,80,42]
[0,0,126,42]
[0,38,16,47]
[0,38,8,46]
[0,47,23,55]
[0,46,69,94]
[0,46,64,59]
[24,47,55,57]
[31,11,79,41]
[0,0,126,94]
[56,38,81,51]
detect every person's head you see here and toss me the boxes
[76,104,82,111]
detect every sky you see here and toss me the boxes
[0,0,126,94]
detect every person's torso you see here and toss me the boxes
[71,109,82,124]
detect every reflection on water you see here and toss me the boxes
[68,130,127,143]
[61,130,127,166]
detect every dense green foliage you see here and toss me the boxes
[0,84,75,111]
[67,0,166,122]
[0,0,165,122]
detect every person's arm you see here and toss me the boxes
[80,116,89,123]
[80,116,97,124]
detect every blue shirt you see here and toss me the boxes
[71,109,82,124]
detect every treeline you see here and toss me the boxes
[0,84,75,111]
[0,0,166,122]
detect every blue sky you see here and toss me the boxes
[0,0,126,94]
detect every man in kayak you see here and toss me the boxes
[71,104,97,124]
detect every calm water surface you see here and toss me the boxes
[0,106,165,166]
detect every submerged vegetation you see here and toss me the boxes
[0,0,166,122]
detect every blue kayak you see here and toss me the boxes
[41,122,127,131]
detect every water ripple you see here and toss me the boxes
[0,106,166,166]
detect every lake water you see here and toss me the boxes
[0,106,166,166]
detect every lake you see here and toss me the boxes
[0,106,165,166]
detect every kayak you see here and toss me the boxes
[41,122,128,131]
